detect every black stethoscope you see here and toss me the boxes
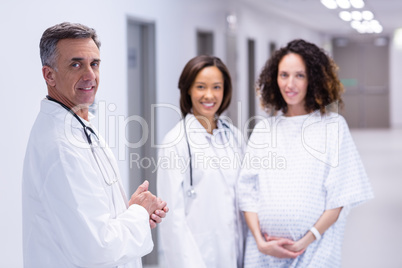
[46,96,118,186]
[183,116,235,199]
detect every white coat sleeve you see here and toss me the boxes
[156,141,207,268]
[43,143,153,267]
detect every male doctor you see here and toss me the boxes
[22,22,168,268]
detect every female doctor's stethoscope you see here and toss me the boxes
[183,117,236,199]
[47,96,118,186]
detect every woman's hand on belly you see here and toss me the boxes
[283,207,343,252]
[282,231,315,252]
[257,234,305,258]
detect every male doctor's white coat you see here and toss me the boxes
[22,99,153,268]
[157,114,246,268]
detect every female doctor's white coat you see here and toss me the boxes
[157,114,246,268]
[22,99,153,268]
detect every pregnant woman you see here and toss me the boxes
[238,39,373,268]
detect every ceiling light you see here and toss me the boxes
[356,26,364,33]
[370,20,383,33]
[227,14,237,24]
[372,25,383,34]
[350,0,365,9]
[339,11,352,21]
[351,20,361,30]
[356,21,370,33]
[364,23,374,33]
[326,0,381,35]
[351,11,362,21]
[350,19,383,34]
[362,10,374,20]
[370,19,380,26]
[321,0,337,9]
[336,0,351,9]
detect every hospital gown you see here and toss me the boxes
[238,111,373,268]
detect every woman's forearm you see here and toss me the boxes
[313,207,343,235]
[244,211,264,245]
[287,207,343,252]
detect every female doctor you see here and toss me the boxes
[157,55,245,268]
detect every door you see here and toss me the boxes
[332,37,390,128]
[225,32,239,127]
[127,19,158,265]
[197,30,214,56]
[247,39,257,135]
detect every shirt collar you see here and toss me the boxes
[184,113,225,137]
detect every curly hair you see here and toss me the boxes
[256,39,344,115]
[178,55,232,117]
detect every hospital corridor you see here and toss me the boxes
[1,0,402,267]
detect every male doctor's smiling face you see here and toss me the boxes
[188,66,224,121]
[45,38,100,110]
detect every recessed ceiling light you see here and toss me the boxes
[370,20,380,26]
[350,0,365,9]
[351,11,362,21]
[372,24,383,34]
[351,20,361,29]
[362,11,374,21]
[339,11,352,21]
[336,0,351,9]
[321,0,338,9]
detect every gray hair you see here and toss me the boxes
[39,22,101,68]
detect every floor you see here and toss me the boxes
[342,128,402,268]
[145,128,402,268]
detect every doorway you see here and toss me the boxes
[247,39,257,134]
[197,30,214,56]
[127,19,157,265]
[332,36,390,128]
[225,32,239,127]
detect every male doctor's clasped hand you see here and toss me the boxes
[22,22,168,268]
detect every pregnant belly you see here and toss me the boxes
[257,195,325,240]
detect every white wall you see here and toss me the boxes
[0,1,324,267]
[390,29,402,128]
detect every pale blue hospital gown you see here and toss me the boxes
[238,111,373,268]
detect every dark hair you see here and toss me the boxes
[257,39,344,115]
[40,22,101,68]
[178,55,232,117]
